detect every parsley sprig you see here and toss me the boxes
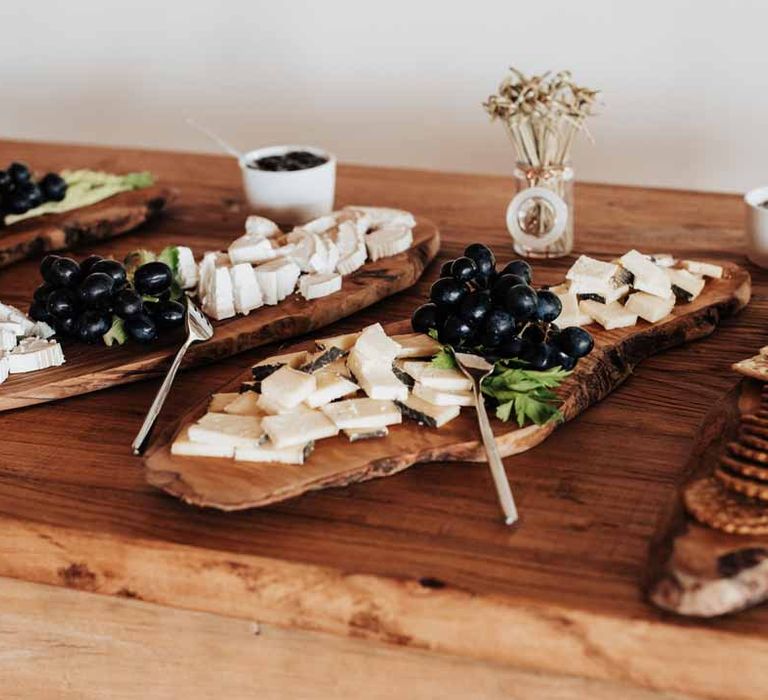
[430,348,569,428]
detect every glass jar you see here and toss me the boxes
[506,163,574,259]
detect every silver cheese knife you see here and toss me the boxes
[454,351,519,526]
[131,297,214,455]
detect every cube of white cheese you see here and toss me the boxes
[187,412,265,448]
[202,266,236,321]
[298,272,342,300]
[619,250,672,299]
[229,263,264,315]
[624,292,675,323]
[261,410,339,448]
[260,365,317,410]
[245,215,280,238]
[171,427,235,459]
[253,263,279,305]
[254,258,301,300]
[305,371,359,408]
[228,233,277,265]
[578,300,638,330]
[321,398,402,430]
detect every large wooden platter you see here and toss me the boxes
[0,218,439,411]
[0,185,176,269]
[144,261,751,511]
[647,377,768,617]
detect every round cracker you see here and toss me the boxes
[728,441,768,464]
[741,423,768,440]
[684,478,768,535]
[740,432,768,452]
[715,466,768,501]
[721,453,768,480]
[741,414,768,429]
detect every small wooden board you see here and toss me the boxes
[0,218,439,411]
[144,261,751,512]
[648,377,768,617]
[0,185,176,269]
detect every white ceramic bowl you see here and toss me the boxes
[744,185,768,268]
[239,145,336,227]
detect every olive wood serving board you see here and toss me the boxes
[0,185,176,270]
[0,218,439,411]
[144,261,751,512]
[647,377,768,617]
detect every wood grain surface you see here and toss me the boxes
[0,183,175,269]
[145,261,750,511]
[0,219,438,411]
[648,379,768,617]
[1,140,768,699]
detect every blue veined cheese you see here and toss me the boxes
[245,214,280,238]
[578,300,637,330]
[229,263,263,315]
[261,410,339,448]
[619,250,672,299]
[187,412,265,448]
[228,233,277,265]
[234,440,315,465]
[320,398,402,430]
[7,338,65,373]
[412,382,474,406]
[171,427,235,459]
[624,291,675,323]
[260,365,317,410]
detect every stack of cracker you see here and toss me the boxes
[684,351,768,535]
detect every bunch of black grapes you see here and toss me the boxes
[29,254,185,345]
[411,243,594,371]
[0,162,67,223]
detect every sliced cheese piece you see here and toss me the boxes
[649,253,676,268]
[176,246,199,289]
[253,262,279,305]
[261,410,338,448]
[0,303,35,335]
[356,366,409,401]
[245,215,280,238]
[396,394,460,428]
[321,398,402,430]
[234,440,314,465]
[316,331,360,352]
[412,383,474,406]
[256,395,316,415]
[171,427,235,459]
[0,320,26,336]
[665,267,705,303]
[624,291,675,323]
[201,266,236,320]
[260,365,316,410]
[252,351,310,381]
[253,257,301,300]
[6,338,65,373]
[305,371,359,408]
[330,219,364,257]
[343,427,388,442]
[299,347,347,373]
[365,225,413,261]
[570,278,630,305]
[209,392,239,412]
[0,355,8,384]
[229,263,263,315]
[407,365,472,392]
[555,292,592,327]
[297,214,337,235]
[336,244,367,275]
[222,392,265,416]
[299,272,341,300]
[187,412,265,448]
[0,328,17,351]
[228,233,276,265]
[547,282,571,296]
[681,260,723,279]
[391,333,442,359]
[619,249,672,299]
[578,300,638,330]
[354,323,402,362]
[343,206,416,229]
[566,255,618,284]
[323,358,352,379]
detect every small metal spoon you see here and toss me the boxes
[132,297,214,455]
[454,351,519,526]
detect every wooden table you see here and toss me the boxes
[0,140,766,700]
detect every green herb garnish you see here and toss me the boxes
[431,347,457,369]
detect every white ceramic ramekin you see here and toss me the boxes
[239,145,336,227]
[744,186,768,268]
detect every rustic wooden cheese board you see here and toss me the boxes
[144,260,751,512]
[0,218,439,411]
[648,377,768,617]
[0,184,176,270]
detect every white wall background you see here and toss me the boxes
[2,0,767,193]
